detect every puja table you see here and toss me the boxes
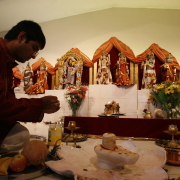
[32,139,179,180]
[64,116,180,139]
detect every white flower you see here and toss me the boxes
[172,109,176,113]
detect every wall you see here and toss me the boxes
[0,7,180,72]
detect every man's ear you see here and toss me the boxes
[17,31,26,42]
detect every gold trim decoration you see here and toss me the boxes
[135,63,139,89]
[130,61,134,84]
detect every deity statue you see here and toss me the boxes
[96,50,112,84]
[14,79,25,94]
[22,62,34,92]
[26,61,49,94]
[160,53,178,82]
[64,56,81,88]
[113,52,132,86]
[141,53,156,89]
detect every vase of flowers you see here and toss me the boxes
[64,85,88,116]
[149,81,180,119]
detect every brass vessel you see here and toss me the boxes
[165,148,180,165]
[164,125,180,148]
[145,98,153,119]
[145,110,153,119]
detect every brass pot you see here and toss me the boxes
[165,148,180,165]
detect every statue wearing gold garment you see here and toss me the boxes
[26,61,49,94]
[160,53,178,82]
[96,50,112,84]
[113,52,132,86]
[141,53,156,89]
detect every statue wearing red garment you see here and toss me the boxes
[160,53,178,82]
[113,52,132,86]
[26,61,49,94]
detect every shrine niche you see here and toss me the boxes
[136,44,180,90]
[26,57,55,92]
[92,37,138,86]
[54,48,94,89]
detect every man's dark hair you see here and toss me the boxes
[4,20,46,49]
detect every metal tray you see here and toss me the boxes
[155,139,180,149]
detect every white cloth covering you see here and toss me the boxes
[0,123,30,154]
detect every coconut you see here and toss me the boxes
[21,140,48,166]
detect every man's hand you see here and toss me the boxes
[41,96,60,114]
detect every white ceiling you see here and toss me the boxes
[1,0,180,32]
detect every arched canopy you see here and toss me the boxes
[12,67,23,79]
[32,57,55,75]
[92,37,136,63]
[54,48,93,71]
[136,43,180,70]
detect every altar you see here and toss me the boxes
[15,84,180,179]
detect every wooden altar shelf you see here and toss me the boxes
[64,116,180,139]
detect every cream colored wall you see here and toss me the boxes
[0,7,180,72]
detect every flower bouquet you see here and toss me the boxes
[64,85,88,116]
[149,81,180,118]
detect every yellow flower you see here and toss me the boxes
[170,89,174,94]
[165,88,170,94]
[157,85,164,90]
[168,103,171,108]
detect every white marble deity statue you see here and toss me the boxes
[22,62,34,92]
[96,50,112,84]
[141,53,156,89]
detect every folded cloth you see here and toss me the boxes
[0,157,12,175]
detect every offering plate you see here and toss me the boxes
[0,152,46,180]
[62,133,87,142]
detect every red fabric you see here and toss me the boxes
[31,70,52,90]
[92,37,136,63]
[81,66,89,85]
[13,77,20,88]
[136,43,180,70]
[64,116,179,139]
[0,38,44,144]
